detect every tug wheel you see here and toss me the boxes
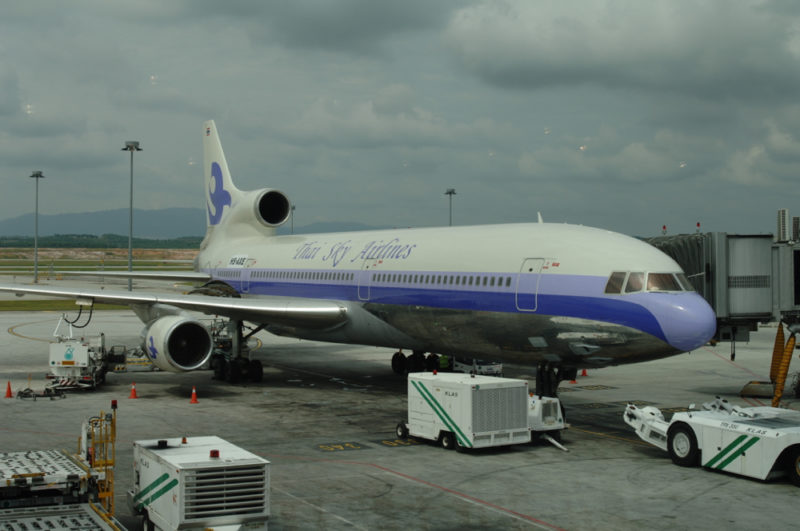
[789,448,800,487]
[668,423,699,467]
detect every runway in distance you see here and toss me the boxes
[0,120,717,394]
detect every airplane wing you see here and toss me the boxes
[57,271,212,282]
[0,283,347,329]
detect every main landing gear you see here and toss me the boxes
[210,319,265,384]
[536,362,576,398]
[391,350,441,374]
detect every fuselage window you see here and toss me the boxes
[483,277,488,286]
[490,277,495,287]
[604,272,626,294]
[647,273,682,292]
[625,272,644,293]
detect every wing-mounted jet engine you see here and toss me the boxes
[141,315,214,372]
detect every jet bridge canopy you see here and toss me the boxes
[645,233,774,342]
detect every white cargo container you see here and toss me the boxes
[624,397,800,486]
[129,436,270,530]
[397,372,564,450]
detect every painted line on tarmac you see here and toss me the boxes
[569,426,652,447]
[265,453,565,530]
[703,345,763,379]
[274,487,369,530]
[8,319,58,343]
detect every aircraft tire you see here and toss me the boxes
[391,352,406,374]
[225,359,243,384]
[213,357,227,380]
[667,423,699,467]
[248,359,263,382]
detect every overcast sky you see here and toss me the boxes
[3,0,800,237]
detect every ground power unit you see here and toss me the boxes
[129,436,270,530]
[397,372,565,451]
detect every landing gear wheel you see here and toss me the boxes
[391,351,406,374]
[408,351,426,373]
[248,359,263,382]
[213,356,227,380]
[668,424,699,467]
[789,448,800,487]
[440,432,456,450]
[225,359,244,384]
[396,422,408,439]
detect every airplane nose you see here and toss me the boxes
[660,293,717,352]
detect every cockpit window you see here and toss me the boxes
[675,273,694,291]
[647,273,682,292]
[604,271,626,294]
[606,271,694,294]
[624,272,644,293]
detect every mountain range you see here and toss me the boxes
[0,208,388,238]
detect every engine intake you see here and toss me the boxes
[255,189,291,227]
[142,315,213,372]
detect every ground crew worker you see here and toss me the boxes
[439,353,450,372]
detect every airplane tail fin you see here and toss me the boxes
[200,120,292,246]
[203,120,241,228]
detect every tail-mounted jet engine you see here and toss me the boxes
[141,315,213,372]
[254,189,291,227]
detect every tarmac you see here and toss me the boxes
[0,287,798,530]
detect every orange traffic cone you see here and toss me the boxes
[4,382,12,399]
[581,369,588,377]
[129,382,138,399]
[190,386,198,404]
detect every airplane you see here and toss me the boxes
[0,120,717,396]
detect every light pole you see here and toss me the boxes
[122,141,142,291]
[291,205,296,234]
[445,188,456,226]
[30,171,45,283]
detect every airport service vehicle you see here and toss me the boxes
[396,372,565,450]
[0,402,122,529]
[624,397,800,486]
[452,357,503,377]
[129,436,270,531]
[47,334,109,390]
[0,120,717,398]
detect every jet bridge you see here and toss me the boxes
[646,233,778,343]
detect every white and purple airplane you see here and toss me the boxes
[0,120,716,395]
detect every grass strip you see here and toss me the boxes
[0,300,128,311]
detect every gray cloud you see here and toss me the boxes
[0,1,798,237]
[445,1,800,101]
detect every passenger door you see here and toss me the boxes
[516,258,544,311]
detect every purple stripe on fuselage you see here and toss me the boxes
[209,269,668,343]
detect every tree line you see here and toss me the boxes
[0,234,203,249]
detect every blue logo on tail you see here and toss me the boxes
[207,162,232,225]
